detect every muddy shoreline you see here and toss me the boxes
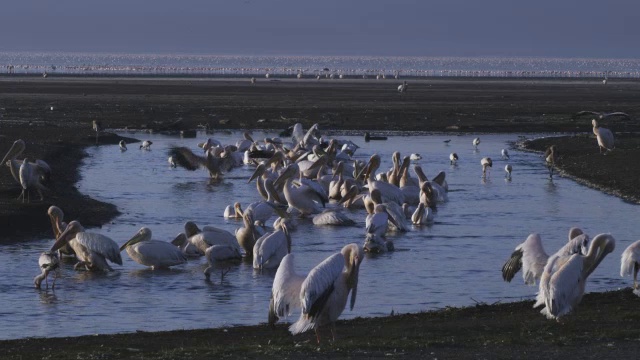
[0,77,638,357]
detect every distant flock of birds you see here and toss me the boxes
[2,113,634,342]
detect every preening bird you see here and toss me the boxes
[268,253,306,327]
[592,119,614,154]
[140,140,153,150]
[534,233,615,320]
[51,221,122,272]
[253,224,291,270]
[120,227,187,269]
[501,228,589,285]
[289,243,363,343]
[620,240,640,296]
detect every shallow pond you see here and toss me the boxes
[0,131,635,340]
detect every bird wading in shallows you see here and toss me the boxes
[544,145,558,179]
[592,119,614,154]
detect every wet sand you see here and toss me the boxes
[0,76,639,358]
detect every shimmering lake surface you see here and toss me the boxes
[0,132,636,340]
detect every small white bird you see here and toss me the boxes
[397,81,408,93]
[250,77,256,84]
[481,157,492,177]
[119,140,127,151]
[449,152,458,165]
[140,140,153,150]
[501,149,510,159]
[473,137,481,148]
[409,153,422,161]
[168,156,176,168]
[505,164,513,179]
[34,251,60,289]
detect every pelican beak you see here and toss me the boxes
[273,166,294,188]
[49,213,60,238]
[51,226,74,252]
[248,164,265,183]
[119,231,145,252]
[350,254,361,310]
[235,203,244,218]
[0,140,23,166]
[171,233,187,247]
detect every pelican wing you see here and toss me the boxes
[312,209,355,226]
[621,240,640,277]
[253,230,288,269]
[573,110,599,118]
[269,254,306,326]
[544,254,584,319]
[502,234,548,284]
[300,252,344,315]
[167,147,205,171]
[131,240,187,267]
[501,249,523,283]
[598,128,615,150]
[75,232,122,265]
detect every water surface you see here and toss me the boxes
[0,132,635,340]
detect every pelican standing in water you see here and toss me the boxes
[620,240,640,296]
[501,228,589,285]
[269,253,306,327]
[34,251,60,289]
[47,206,75,257]
[253,224,291,270]
[120,227,187,269]
[592,119,614,154]
[289,243,363,343]
[51,221,122,272]
[534,233,615,320]
[204,244,242,281]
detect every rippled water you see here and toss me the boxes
[0,132,636,340]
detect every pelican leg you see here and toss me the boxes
[331,323,337,342]
[74,261,87,271]
[51,270,58,290]
[44,271,49,289]
[221,267,230,282]
[315,327,322,344]
[204,266,212,281]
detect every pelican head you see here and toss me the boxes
[120,227,152,252]
[248,163,267,183]
[47,206,65,236]
[51,220,84,252]
[1,139,26,165]
[356,154,381,181]
[341,243,364,309]
[171,233,188,247]
[184,221,201,237]
[363,233,393,254]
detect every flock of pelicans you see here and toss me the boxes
[1,116,634,342]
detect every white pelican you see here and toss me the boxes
[269,253,306,326]
[501,149,510,159]
[411,203,434,225]
[397,81,408,93]
[473,137,481,148]
[535,233,615,320]
[501,228,589,285]
[184,221,240,255]
[620,240,640,295]
[18,158,46,202]
[224,202,244,219]
[204,244,242,281]
[245,200,284,224]
[170,233,200,258]
[367,177,404,206]
[51,221,122,271]
[139,140,152,150]
[168,146,235,179]
[312,209,355,226]
[119,140,127,151]
[369,189,408,232]
[34,251,60,289]
[289,243,363,343]
[337,184,366,209]
[235,211,261,258]
[592,119,614,154]
[365,204,398,240]
[280,176,326,216]
[120,228,187,269]
[481,157,492,177]
[47,206,75,257]
[253,225,291,270]
[1,139,51,186]
[544,145,558,179]
[573,110,630,120]
[505,164,513,179]
[449,152,458,165]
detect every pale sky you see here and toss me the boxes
[2,0,638,58]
